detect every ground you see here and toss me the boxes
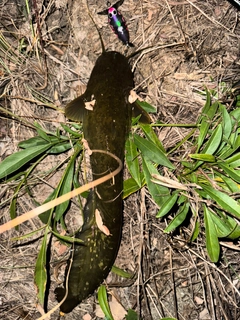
[0,0,240,319]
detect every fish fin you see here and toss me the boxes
[127,42,134,47]
[97,8,109,15]
[132,101,152,124]
[65,95,86,122]
[113,0,125,9]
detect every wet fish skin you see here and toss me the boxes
[55,51,133,313]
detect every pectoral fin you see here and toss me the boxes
[65,95,86,122]
[114,0,125,9]
[97,8,109,15]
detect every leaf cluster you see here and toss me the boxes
[125,93,240,263]
[0,90,240,315]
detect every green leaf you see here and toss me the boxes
[47,141,73,154]
[197,101,218,152]
[111,265,134,278]
[0,144,51,180]
[18,136,49,148]
[202,124,222,155]
[219,174,240,193]
[190,220,200,242]
[197,90,211,124]
[227,220,240,240]
[39,188,58,224]
[217,162,240,183]
[203,205,220,262]
[54,149,79,221]
[230,107,240,122]
[125,134,141,187]
[209,211,233,238]
[142,157,170,207]
[136,100,156,113]
[125,309,139,320]
[219,131,240,159]
[123,174,145,198]
[34,122,51,142]
[11,226,45,241]
[156,192,179,218]
[50,230,83,244]
[34,229,48,305]
[164,202,189,233]
[8,155,45,224]
[134,134,174,169]
[217,103,232,153]
[61,123,82,137]
[54,158,74,220]
[9,194,18,227]
[225,153,240,168]
[140,123,165,151]
[199,183,240,219]
[98,285,114,320]
[189,154,216,162]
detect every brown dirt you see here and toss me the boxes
[0,0,240,319]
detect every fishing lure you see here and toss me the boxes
[98,0,134,47]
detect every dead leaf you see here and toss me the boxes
[194,296,204,305]
[128,90,141,104]
[95,209,111,236]
[85,99,96,110]
[83,314,92,320]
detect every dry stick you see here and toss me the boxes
[187,247,240,298]
[32,0,48,90]
[0,150,122,234]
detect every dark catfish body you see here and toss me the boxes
[55,51,133,313]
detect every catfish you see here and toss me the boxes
[54,51,134,313]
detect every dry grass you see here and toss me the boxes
[0,0,240,319]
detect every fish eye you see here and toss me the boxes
[108,12,112,18]
[113,9,117,15]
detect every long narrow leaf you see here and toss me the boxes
[98,285,114,320]
[225,153,240,168]
[156,192,179,218]
[140,123,165,151]
[218,162,240,183]
[125,134,141,187]
[18,136,50,148]
[210,211,234,238]
[34,229,48,305]
[164,202,189,233]
[197,101,218,152]
[204,205,220,262]
[123,174,145,198]
[202,124,222,155]
[55,158,75,221]
[142,157,170,207]
[199,183,240,219]
[0,144,51,179]
[134,134,174,169]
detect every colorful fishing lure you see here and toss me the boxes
[98,0,134,47]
